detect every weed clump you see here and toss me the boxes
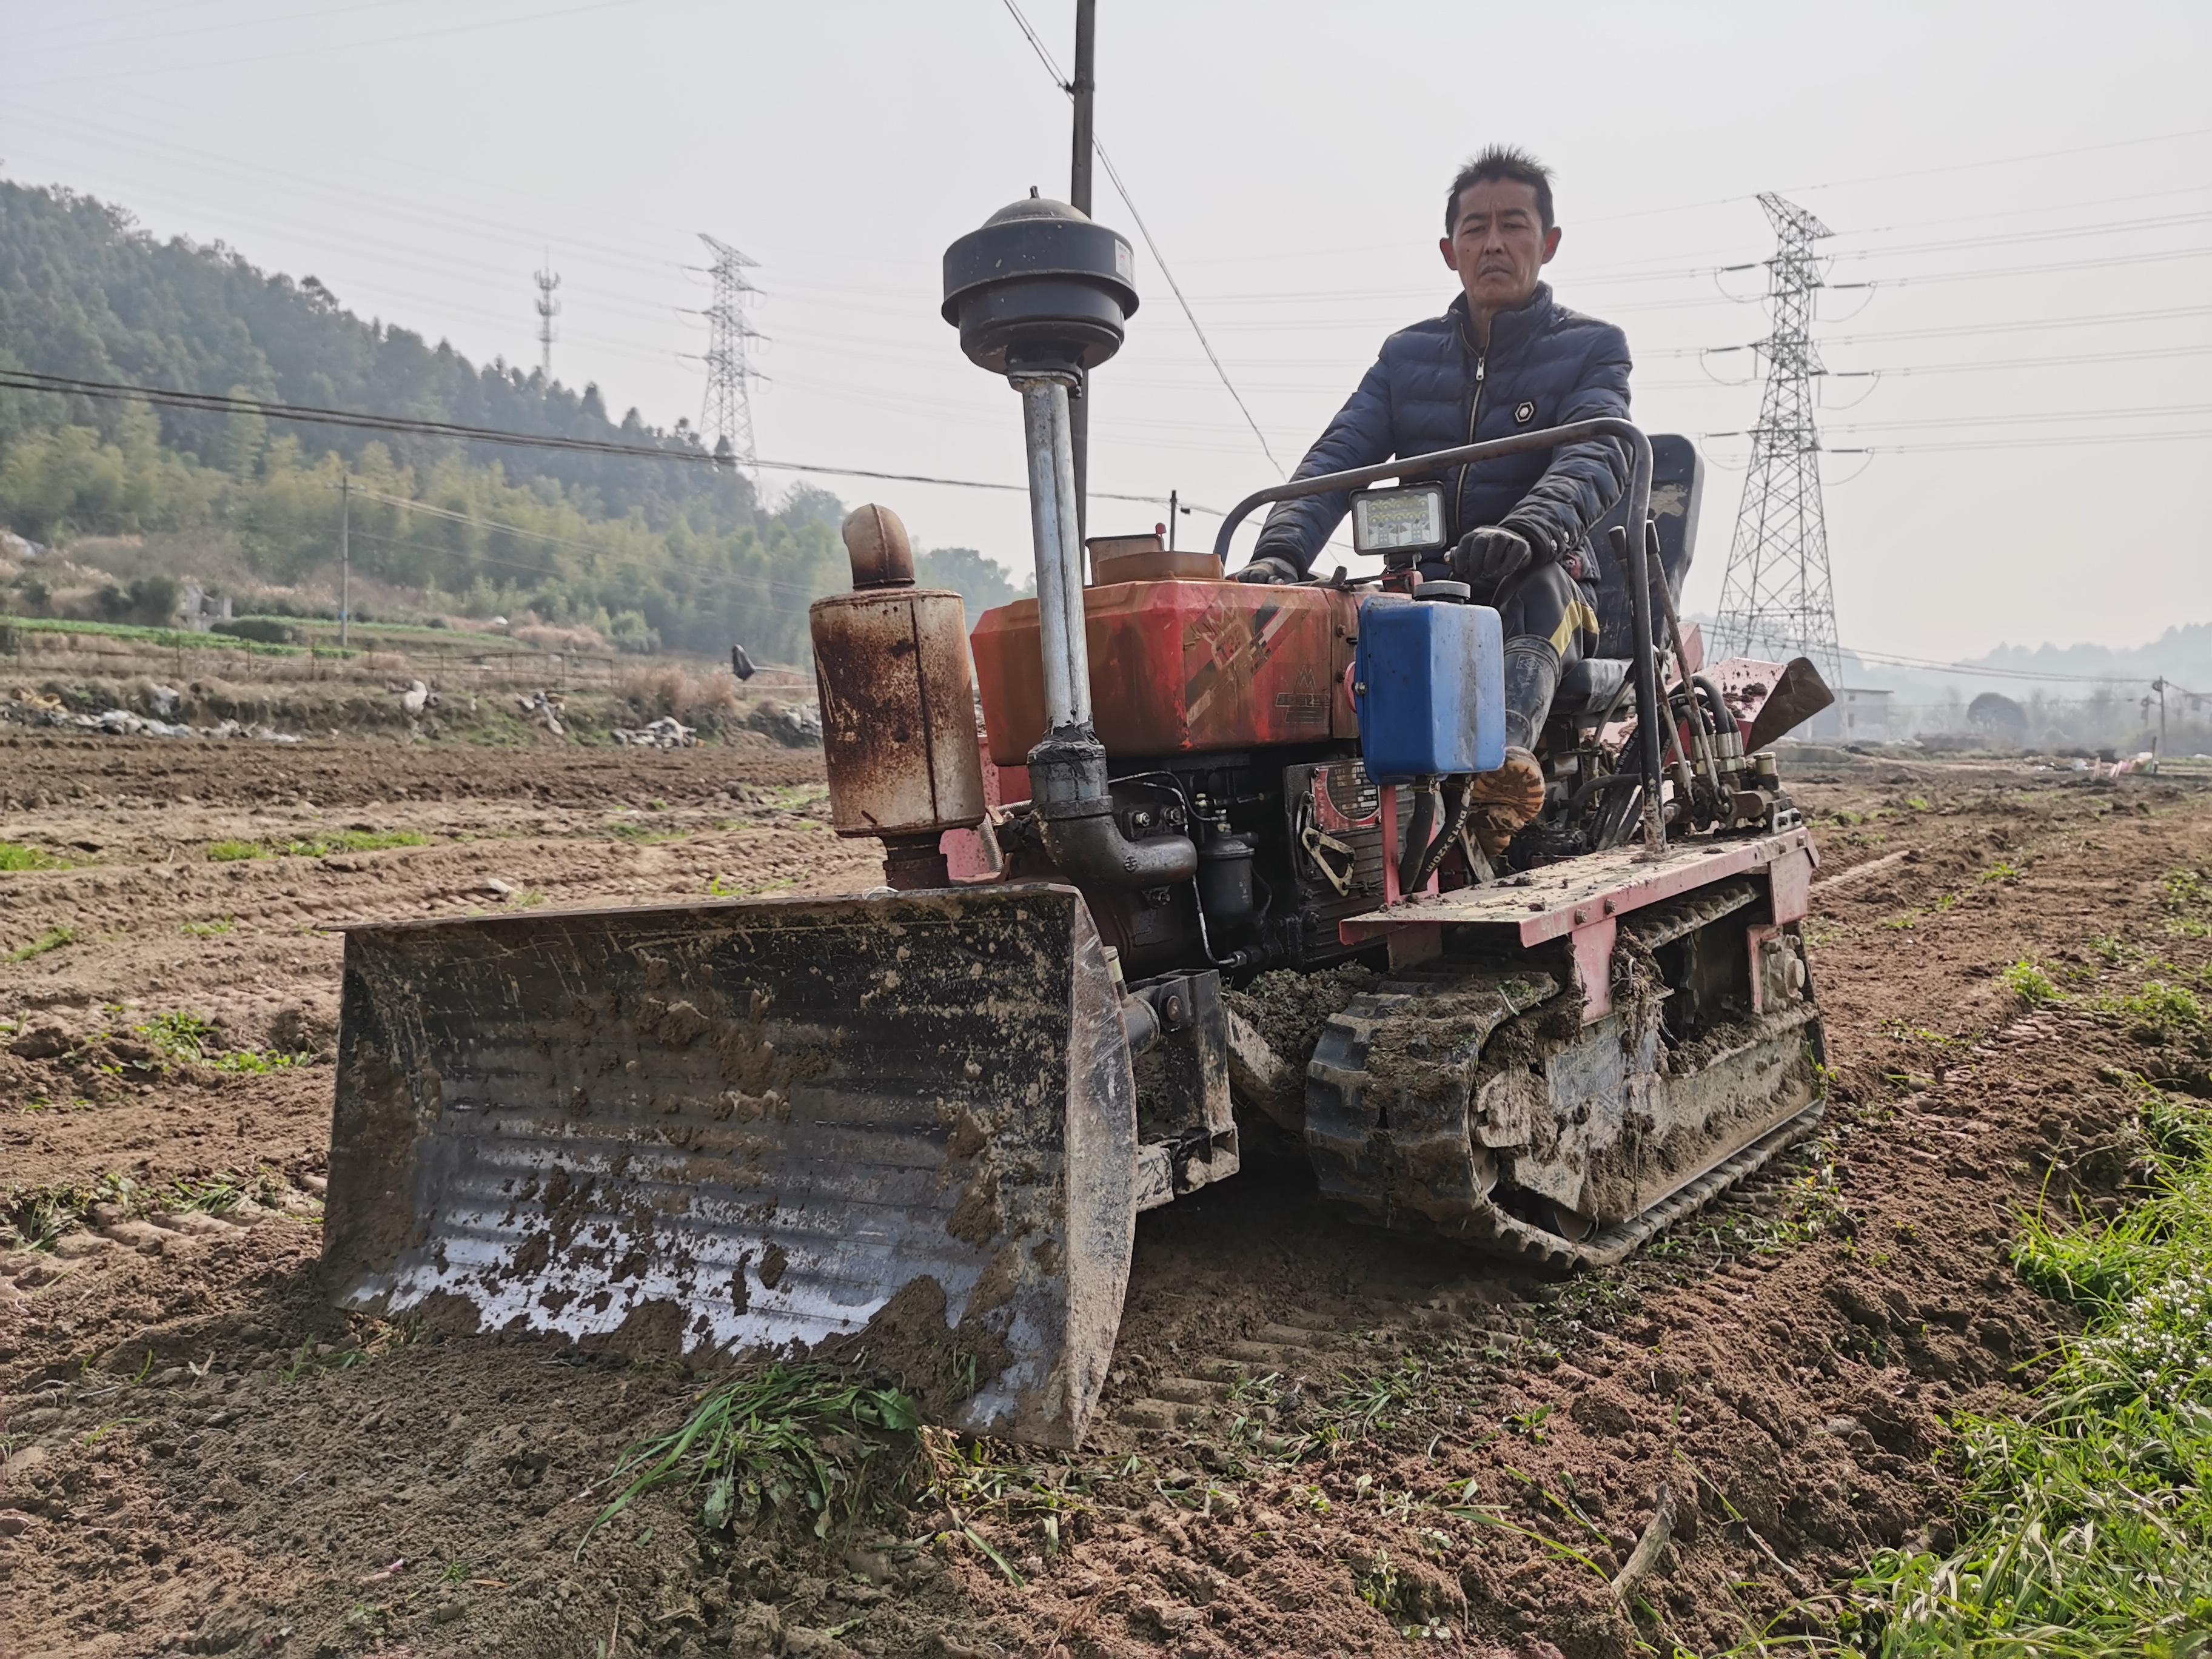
[5,925,76,964]
[207,830,426,862]
[585,1364,918,1552]
[2094,980,2207,1046]
[0,840,67,871]
[2000,958,2063,1007]
[280,829,426,857]
[136,1010,303,1073]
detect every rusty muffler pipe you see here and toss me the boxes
[1014,369,1198,889]
[941,195,1187,889]
[809,503,987,890]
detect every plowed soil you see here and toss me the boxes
[4,733,2206,1659]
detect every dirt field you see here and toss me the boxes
[2,731,2205,1658]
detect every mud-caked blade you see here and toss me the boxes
[323,882,1136,1449]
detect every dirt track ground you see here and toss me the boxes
[3,732,2207,1658]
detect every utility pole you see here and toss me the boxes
[2153,675,2168,770]
[1068,0,1096,550]
[699,235,763,480]
[338,475,350,649]
[1712,193,1843,686]
[534,256,561,380]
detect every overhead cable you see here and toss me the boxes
[997,0,1283,473]
[0,369,1196,507]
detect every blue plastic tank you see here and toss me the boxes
[1355,592,1506,782]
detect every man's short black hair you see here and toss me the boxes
[1446,146,1555,233]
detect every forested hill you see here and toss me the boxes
[0,178,726,524]
[0,178,1024,660]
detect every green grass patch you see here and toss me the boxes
[2093,980,2207,1045]
[585,1364,918,1552]
[706,874,794,899]
[0,840,67,872]
[2000,958,2063,1007]
[5,925,77,964]
[277,829,426,857]
[0,613,311,655]
[179,917,235,937]
[135,1010,303,1074]
[207,830,426,862]
[1979,858,2024,883]
[1749,1078,2212,1654]
[2088,932,2139,967]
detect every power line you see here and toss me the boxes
[1708,617,2195,687]
[1671,303,2212,362]
[1834,430,2212,454]
[0,368,1195,506]
[11,0,654,89]
[998,0,1282,474]
[1783,122,2212,198]
[342,529,819,617]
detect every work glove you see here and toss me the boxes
[1449,525,1535,592]
[1234,553,1300,585]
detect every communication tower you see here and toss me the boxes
[1711,193,1843,683]
[534,257,561,380]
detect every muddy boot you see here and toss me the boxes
[1467,746,1546,856]
[1465,639,1562,855]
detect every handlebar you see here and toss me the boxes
[1207,419,1665,848]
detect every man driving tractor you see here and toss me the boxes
[1235,144,1631,851]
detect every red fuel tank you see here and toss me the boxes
[973,578,1360,765]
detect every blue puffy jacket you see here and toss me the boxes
[1253,283,1632,574]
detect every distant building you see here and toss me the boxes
[179,583,233,632]
[1809,687,1893,744]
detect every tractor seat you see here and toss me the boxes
[1583,434,1704,660]
[1549,432,1707,731]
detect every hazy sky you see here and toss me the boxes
[3,0,2207,662]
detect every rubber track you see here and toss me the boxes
[1304,959,1824,1271]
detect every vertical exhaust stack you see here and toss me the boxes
[809,503,987,889]
[942,195,1198,890]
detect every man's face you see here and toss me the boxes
[1440,178,1561,315]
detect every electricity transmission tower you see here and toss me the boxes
[533,258,561,380]
[698,235,763,474]
[1711,193,1842,684]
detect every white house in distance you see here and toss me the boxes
[1808,688,1893,743]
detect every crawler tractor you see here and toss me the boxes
[322,197,1834,1448]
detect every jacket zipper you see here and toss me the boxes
[1455,346,1487,538]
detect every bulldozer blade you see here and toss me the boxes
[322,882,1137,1449]
[1744,655,1837,752]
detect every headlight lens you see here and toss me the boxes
[1350,484,1447,555]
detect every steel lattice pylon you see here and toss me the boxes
[699,234,762,475]
[1712,193,1842,683]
